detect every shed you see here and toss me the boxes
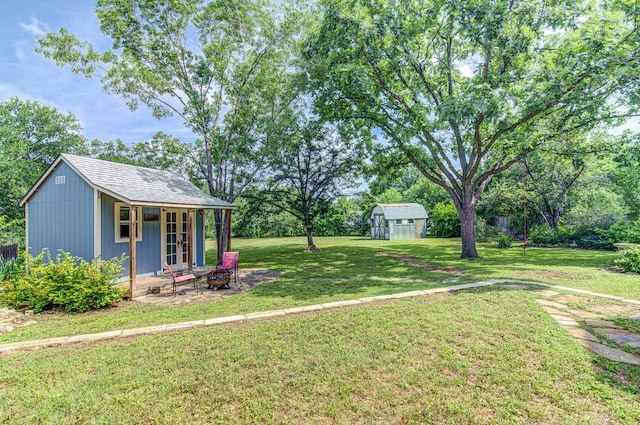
[20,154,233,293]
[369,203,428,240]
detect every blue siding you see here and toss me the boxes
[100,194,161,277]
[27,162,94,260]
[196,210,204,266]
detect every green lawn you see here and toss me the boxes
[1,237,639,423]
[0,236,637,344]
[1,288,639,424]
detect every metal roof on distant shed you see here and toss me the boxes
[373,203,428,220]
[20,154,233,209]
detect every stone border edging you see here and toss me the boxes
[1,279,638,355]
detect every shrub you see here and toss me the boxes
[0,256,19,282]
[597,220,640,245]
[575,233,613,250]
[528,225,563,245]
[475,217,501,242]
[615,247,640,273]
[429,202,460,237]
[0,249,125,313]
[495,233,513,249]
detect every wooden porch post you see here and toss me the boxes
[187,209,193,268]
[225,209,232,251]
[128,205,137,299]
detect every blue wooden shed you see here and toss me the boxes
[20,154,233,290]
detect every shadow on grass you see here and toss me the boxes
[206,237,620,302]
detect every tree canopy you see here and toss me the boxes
[0,98,87,229]
[37,0,306,258]
[303,0,640,257]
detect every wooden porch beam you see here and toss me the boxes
[128,204,137,299]
[225,209,232,251]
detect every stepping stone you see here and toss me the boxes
[551,314,578,327]
[593,329,640,348]
[555,295,590,304]
[536,299,568,310]
[566,309,601,319]
[581,341,640,366]
[543,306,572,316]
[584,320,622,329]
[535,289,560,298]
[566,327,599,343]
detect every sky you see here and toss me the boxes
[0,0,197,144]
[1,1,637,146]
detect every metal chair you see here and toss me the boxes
[164,261,198,296]
[218,251,239,284]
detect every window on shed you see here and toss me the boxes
[396,219,403,224]
[114,203,142,243]
[408,219,414,224]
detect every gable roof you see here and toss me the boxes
[20,154,233,209]
[372,203,428,220]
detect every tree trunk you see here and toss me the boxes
[458,203,478,259]
[305,224,316,250]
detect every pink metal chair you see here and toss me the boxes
[164,262,198,296]
[218,251,239,284]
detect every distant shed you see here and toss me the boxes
[369,203,428,240]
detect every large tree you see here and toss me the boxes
[0,98,87,227]
[262,120,362,249]
[303,0,640,258]
[37,0,304,259]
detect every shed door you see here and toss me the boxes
[372,214,387,239]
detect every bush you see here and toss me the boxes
[528,225,563,245]
[575,233,613,250]
[615,247,640,273]
[495,233,513,249]
[0,249,125,313]
[430,202,460,237]
[597,221,640,245]
[0,256,19,282]
[475,217,501,242]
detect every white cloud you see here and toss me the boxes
[13,43,26,62]
[19,16,49,37]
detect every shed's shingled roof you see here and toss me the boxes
[21,154,233,209]
[374,203,428,220]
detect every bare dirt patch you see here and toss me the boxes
[520,270,577,281]
[375,252,467,277]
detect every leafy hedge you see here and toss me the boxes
[429,202,460,237]
[0,249,125,313]
[528,220,640,251]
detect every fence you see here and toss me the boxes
[0,243,18,260]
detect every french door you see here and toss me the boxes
[163,209,192,269]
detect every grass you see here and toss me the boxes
[0,236,638,344]
[1,288,639,424]
[1,237,639,423]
